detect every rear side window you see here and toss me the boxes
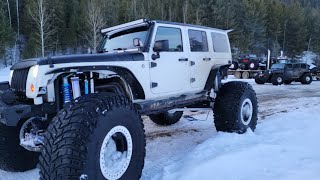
[286,64,293,68]
[301,64,307,69]
[188,30,208,52]
[293,64,300,68]
[211,32,230,53]
[154,27,183,52]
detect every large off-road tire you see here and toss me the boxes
[149,111,183,125]
[39,93,145,180]
[271,74,284,85]
[254,76,265,84]
[0,123,39,172]
[300,73,312,84]
[213,81,258,134]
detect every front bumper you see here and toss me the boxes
[0,82,32,126]
[0,101,31,126]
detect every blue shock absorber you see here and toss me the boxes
[62,76,73,103]
[84,76,89,95]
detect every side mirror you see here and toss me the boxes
[153,40,169,52]
[133,38,143,48]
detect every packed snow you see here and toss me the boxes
[0,70,319,180]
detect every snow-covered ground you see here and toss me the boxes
[0,71,319,180]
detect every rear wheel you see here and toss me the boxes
[271,74,284,85]
[214,82,258,134]
[300,73,312,84]
[39,93,145,180]
[149,111,183,125]
[0,123,39,172]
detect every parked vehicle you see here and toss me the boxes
[230,54,266,71]
[255,62,313,85]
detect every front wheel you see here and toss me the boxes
[271,74,284,85]
[213,81,258,134]
[39,93,145,180]
[254,76,265,84]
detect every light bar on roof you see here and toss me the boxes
[101,19,149,34]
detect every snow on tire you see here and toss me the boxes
[39,93,145,180]
[213,81,258,134]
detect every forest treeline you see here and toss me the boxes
[1,0,320,64]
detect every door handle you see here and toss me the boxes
[203,58,211,61]
[179,58,188,62]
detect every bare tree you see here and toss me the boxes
[85,0,104,53]
[16,0,20,39]
[182,0,189,24]
[6,0,12,27]
[27,0,55,57]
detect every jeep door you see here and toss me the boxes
[292,64,301,77]
[149,25,189,94]
[284,64,294,78]
[187,29,212,89]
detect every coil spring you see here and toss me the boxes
[62,83,73,103]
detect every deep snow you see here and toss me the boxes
[0,70,319,180]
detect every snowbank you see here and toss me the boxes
[0,66,11,82]
[157,106,320,180]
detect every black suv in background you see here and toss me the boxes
[255,63,312,85]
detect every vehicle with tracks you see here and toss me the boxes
[0,19,258,179]
[255,62,313,85]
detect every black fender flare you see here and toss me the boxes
[204,64,230,92]
[46,66,145,99]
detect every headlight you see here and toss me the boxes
[32,65,39,78]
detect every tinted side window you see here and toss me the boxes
[188,30,208,52]
[154,27,183,52]
[286,64,293,68]
[211,32,230,53]
[293,64,300,68]
[301,64,307,68]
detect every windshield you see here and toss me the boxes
[271,63,285,69]
[101,26,149,52]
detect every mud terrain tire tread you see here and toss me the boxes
[39,93,145,180]
[214,81,258,134]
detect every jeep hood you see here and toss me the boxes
[11,52,144,70]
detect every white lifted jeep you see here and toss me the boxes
[0,19,258,179]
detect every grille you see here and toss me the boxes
[11,68,29,98]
